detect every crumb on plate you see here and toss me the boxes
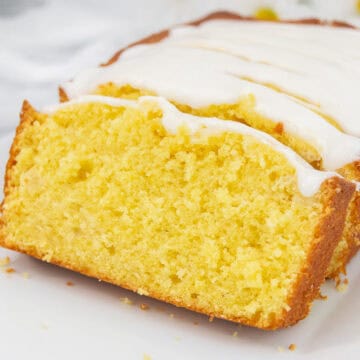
[143,354,151,360]
[336,282,349,293]
[120,296,133,305]
[140,303,149,311]
[317,292,328,300]
[5,267,15,274]
[288,343,296,351]
[336,277,349,293]
[0,256,10,266]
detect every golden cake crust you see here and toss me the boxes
[0,100,355,330]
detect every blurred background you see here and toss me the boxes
[1,0,360,134]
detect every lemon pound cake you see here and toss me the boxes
[0,95,354,329]
[61,12,360,278]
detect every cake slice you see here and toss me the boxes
[0,95,354,329]
[60,12,360,278]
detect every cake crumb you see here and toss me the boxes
[317,292,328,300]
[140,303,149,311]
[120,297,133,305]
[232,331,238,337]
[274,122,284,135]
[208,315,214,322]
[143,354,151,360]
[66,281,74,286]
[336,282,348,293]
[283,304,291,312]
[5,267,15,274]
[336,277,349,292]
[277,346,285,353]
[0,256,10,266]
[137,288,149,296]
[41,323,49,330]
[193,321,199,326]
[22,272,30,279]
[288,343,296,352]
[169,313,174,319]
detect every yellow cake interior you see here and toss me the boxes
[93,83,344,170]
[2,99,326,328]
[93,83,357,277]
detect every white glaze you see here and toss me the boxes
[45,95,338,197]
[63,19,360,171]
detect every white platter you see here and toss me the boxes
[0,132,359,360]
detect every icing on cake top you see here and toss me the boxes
[63,19,360,171]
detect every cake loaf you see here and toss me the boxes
[60,12,360,278]
[0,95,354,329]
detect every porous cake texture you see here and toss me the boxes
[60,12,360,278]
[0,96,354,329]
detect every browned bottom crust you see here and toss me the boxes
[0,101,355,330]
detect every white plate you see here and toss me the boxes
[0,132,359,360]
